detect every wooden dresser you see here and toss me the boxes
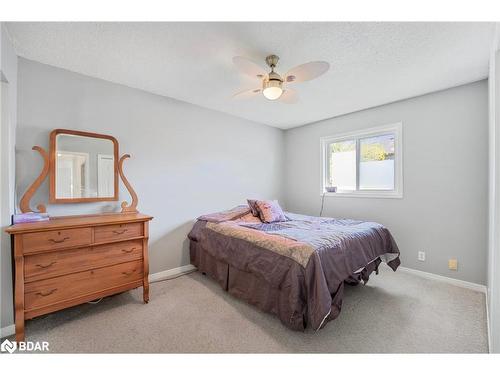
[6,212,153,341]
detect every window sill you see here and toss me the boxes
[320,191,403,199]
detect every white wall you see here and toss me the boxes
[0,23,17,336]
[487,25,500,353]
[284,81,488,285]
[7,58,284,330]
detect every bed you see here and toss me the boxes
[188,205,400,331]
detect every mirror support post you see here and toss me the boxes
[118,154,139,213]
[19,146,49,213]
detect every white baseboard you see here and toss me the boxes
[397,266,487,293]
[0,265,197,339]
[0,324,15,339]
[149,264,197,283]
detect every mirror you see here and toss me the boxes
[49,130,119,203]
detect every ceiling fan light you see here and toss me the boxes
[262,78,283,100]
[263,86,283,100]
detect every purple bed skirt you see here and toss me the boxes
[190,239,383,331]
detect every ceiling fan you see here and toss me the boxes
[232,54,330,103]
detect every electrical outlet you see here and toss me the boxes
[418,251,426,261]
[448,259,458,271]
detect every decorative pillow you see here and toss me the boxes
[247,199,260,217]
[255,200,287,223]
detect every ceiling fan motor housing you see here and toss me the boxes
[267,71,283,83]
[262,70,283,97]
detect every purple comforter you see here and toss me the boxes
[188,207,400,330]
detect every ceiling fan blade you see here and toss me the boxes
[279,89,299,104]
[285,61,330,84]
[232,88,262,99]
[233,56,268,79]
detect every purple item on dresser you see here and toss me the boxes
[13,212,50,224]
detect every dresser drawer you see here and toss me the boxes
[94,223,143,243]
[24,240,143,282]
[25,260,143,311]
[22,228,92,254]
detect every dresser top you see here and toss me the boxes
[6,212,153,234]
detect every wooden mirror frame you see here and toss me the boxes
[49,129,119,204]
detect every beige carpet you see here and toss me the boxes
[18,265,488,353]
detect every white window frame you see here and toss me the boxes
[320,122,403,199]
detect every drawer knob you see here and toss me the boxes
[112,229,128,235]
[122,270,136,276]
[121,248,136,253]
[35,261,57,269]
[36,288,58,297]
[48,237,70,244]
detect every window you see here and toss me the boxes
[320,123,403,198]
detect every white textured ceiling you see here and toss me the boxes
[6,22,495,129]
